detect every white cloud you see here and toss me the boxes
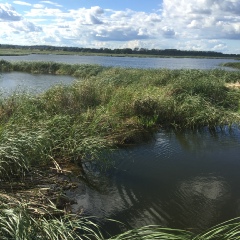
[13,1,31,6]
[0,2,43,47]
[0,2,239,53]
[145,13,161,22]
[90,6,104,15]
[94,26,149,41]
[85,13,103,24]
[161,0,240,40]
[161,26,176,38]
[0,3,21,21]
[176,39,228,52]
[187,20,202,29]
[9,20,42,32]
[212,43,227,51]
[33,4,45,9]
[25,8,63,17]
[40,1,62,8]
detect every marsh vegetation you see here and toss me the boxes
[0,60,240,239]
[222,62,240,70]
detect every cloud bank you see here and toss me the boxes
[0,0,239,53]
[0,3,21,21]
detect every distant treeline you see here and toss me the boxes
[1,44,239,58]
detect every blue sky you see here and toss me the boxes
[0,0,239,53]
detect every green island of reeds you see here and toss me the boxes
[0,59,240,239]
[222,62,240,70]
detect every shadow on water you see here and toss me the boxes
[67,126,240,236]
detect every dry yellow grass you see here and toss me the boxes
[226,81,240,89]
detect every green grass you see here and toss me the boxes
[0,59,107,76]
[109,218,240,239]
[0,201,104,240]
[222,62,240,69]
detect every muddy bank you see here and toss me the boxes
[0,163,86,216]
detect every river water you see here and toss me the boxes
[1,55,240,235]
[1,54,239,70]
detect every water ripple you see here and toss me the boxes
[71,127,240,234]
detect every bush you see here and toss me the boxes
[0,60,13,72]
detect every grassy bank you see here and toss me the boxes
[0,61,240,238]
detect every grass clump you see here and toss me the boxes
[0,60,106,78]
[222,62,240,70]
[0,202,103,240]
[0,59,13,71]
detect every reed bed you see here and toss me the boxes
[223,62,240,70]
[0,61,240,239]
[0,62,239,178]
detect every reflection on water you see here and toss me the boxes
[69,126,240,235]
[175,175,230,231]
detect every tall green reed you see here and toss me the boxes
[0,65,239,179]
[0,202,103,240]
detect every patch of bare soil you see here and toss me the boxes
[226,81,240,89]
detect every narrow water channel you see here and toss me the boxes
[67,126,240,236]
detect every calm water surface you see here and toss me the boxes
[67,127,240,236]
[1,54,239,70]
[0,72,75,95]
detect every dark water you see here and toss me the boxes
[1,54,239,70]
[68,126,240,236]
[0,72,75,96]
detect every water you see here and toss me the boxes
[67,127,240,236]
[0,72,75,96]
[1,54,239,70]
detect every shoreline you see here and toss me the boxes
[0,51,240,60]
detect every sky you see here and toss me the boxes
[0,0,239,54]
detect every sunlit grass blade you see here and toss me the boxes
[108,225,193,240]
[192,217,240,240]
